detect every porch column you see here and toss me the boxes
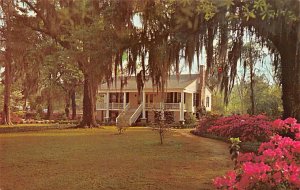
[123,92,126,110]
[191,93,194,113]
[141,90,147,123]
[180,91,185,124]
[105,92,109,122]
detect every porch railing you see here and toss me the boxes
[145,103,181,110]
[96,102,125,110]
[109,103,124,110]
[129,104,143,125]
[97,102,183,111]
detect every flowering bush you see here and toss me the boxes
[194,114,220,134]
[213,133,300,189]
[273,117,300,140]
[207,114,273,142]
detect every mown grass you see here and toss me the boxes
[0,127,232,190]
[0,124,60,128]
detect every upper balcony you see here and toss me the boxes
[96,102,185,111]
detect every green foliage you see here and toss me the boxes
[184,112,197,125]
[213,74,282,118]
[229,137,241,167]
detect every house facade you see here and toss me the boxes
[96,68,212,125]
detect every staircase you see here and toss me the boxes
[116,104,143,126]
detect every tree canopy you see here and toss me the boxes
[0,0,299,126]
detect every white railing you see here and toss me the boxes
[116,103,130,124]
[145,103,161,110]
[96,102,125,110]
[145,103,181,110]
[164,103,180,110]
[109,102,124,110]
[129,104,143,125]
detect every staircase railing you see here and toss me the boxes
[129,104,143,126]
[116,103,130,124]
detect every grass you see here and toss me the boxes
[0,127,233,190]
[0,123,60,128]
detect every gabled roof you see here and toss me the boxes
[99,74,200,92]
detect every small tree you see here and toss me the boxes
[152,109,170,145]
[116,112,128,134]
[229,137,241,169]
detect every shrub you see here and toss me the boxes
[116,112,129,134]
[195,113,220,134]
[0,112,23,124]
[272,117,300,140]
[206,114,273,142]
[229,137,241,168]
[154,111,174,124]
[184,112,197,125]
[213,134,300,189]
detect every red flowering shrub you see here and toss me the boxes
[206,114,273,142]
[194,114,220,134]
[273,117,300,140]
[213,131,300,189]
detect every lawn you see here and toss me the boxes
[0,127,232,190]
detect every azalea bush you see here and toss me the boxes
[273,117,300,140]
[193,113,220,134]
[207,114,273,142]
[213,134,300,189]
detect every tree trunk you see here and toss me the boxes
[23,90,28,111]
[2,50,12,125]
[65,91,70,119]
[70,89,76,120]
[47,92,53,120]
[279,44,300,121]
[249,62,255,115]
[79,73,98,127]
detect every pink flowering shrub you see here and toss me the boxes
[194,114,220,134]
[206,114,273,142]
[273,117,300,140]
[213,133,300,189]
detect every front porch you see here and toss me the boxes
[96,91,199,125]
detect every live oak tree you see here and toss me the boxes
[0,0,41,124]
[16,0,136,127]
[168,0,300,120]
[6,0,300,127]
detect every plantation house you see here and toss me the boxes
[96,66,212,125]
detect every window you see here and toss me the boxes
[175,92,181,103]
[206,96,210,107]
[195,93,199,107]
[193,93,198,107]
[166,93,173,103]
[109,93,117,103]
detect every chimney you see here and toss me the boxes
[198,65,206,106]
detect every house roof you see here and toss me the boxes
[98,74,200,92]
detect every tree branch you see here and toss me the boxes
[21,0,47,26]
